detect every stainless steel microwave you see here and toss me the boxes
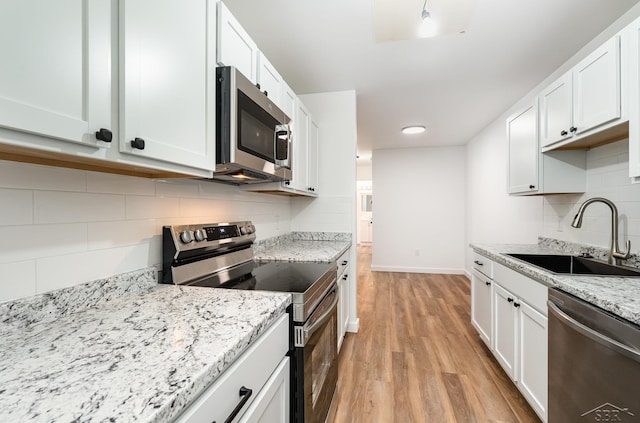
[211,66,292,184]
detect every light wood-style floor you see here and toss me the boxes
[328,245,540,423]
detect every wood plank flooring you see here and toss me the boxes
[328,245,540,423]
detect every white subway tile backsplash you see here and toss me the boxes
[86,172,156,196]
[178,197,222,218]
[88,219,158,250]
[0,223,87,263]
[0,160,87,192]
[36,241,160,292]
[125,196,180,219]
[0,260,36,301]
[156,179,200,198]
[34,191,125,224]
[0,162,295,296]
[0,189,32,226]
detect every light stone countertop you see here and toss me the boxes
[470,242,640,325]
[254,232,351,263]
[0,283,291,423]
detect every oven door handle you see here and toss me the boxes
[548,300,640,362]
[304,287,338,341]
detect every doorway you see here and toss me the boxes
[357,181,372,245]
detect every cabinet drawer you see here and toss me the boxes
[336,250,350,278]
[494,263,548,315]
[472,252,493,278]
[174,314,289,423]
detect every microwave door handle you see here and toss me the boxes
[274,125,290,168]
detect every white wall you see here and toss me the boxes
[0,160,291,302]
[372,146,466,273]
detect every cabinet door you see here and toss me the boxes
[307,119,320,194]
[629,17,640,182]
[119,0,215,172]
[518,301,548,422]
[239,357,290,423]
[573,36,621,136]
[540,72,572,148]
[0,0,111,148]
[217,1,258,83]
[281,83,297,121]
[493,284,518,380]
[507,101,539,194]
[471,271,492,348]
[257,52,283,107]
[292,100,309,191]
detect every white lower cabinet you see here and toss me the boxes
[471,269,493,348]
[471,254,548,422]
[238,357,290,423]
[518,300,548,421]
[492,283,518,379]
[336,249,350,351]
[492,270,548,422]
[174,314,289,423]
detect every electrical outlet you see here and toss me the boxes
[557,216,564,232]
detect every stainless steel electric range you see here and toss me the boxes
[162,221,338,423]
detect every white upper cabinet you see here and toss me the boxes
[540,73,572,148]
[217,1,258,84]
[573,36,621,136]
[0,0,112,148]
[507,99,586,196]
[257,52,283,107]
[627,17,640,183]
[119,0,216,172]
[541,35,623,151]
[507,100,539,194]
[291,99,310,192]
[281,83,297,121]
[307,118,319,194]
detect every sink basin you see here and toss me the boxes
[506,253,640,277]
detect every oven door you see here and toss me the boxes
[293,285,338,423]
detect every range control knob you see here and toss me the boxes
[180,230,194,244]
[240,226,247,235]
[194,229,206,242]
[247,224,255,234]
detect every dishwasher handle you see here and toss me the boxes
[548,300,640,362]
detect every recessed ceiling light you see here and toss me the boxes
[402,125,426,135]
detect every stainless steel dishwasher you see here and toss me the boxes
[548,288,640,423]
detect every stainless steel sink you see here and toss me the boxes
[506,253,640,277]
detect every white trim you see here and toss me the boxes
[346,318,359,333]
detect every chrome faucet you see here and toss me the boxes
[571,197,631,265]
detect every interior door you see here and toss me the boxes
[358,192,373,244]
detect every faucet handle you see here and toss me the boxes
[613,240,632,260]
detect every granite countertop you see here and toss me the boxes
[0,283,291,423]
[471,242,640,325]
[254,232,352,263]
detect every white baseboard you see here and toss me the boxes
[346,318,359,333]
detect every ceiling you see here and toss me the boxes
[222,0,640,161]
